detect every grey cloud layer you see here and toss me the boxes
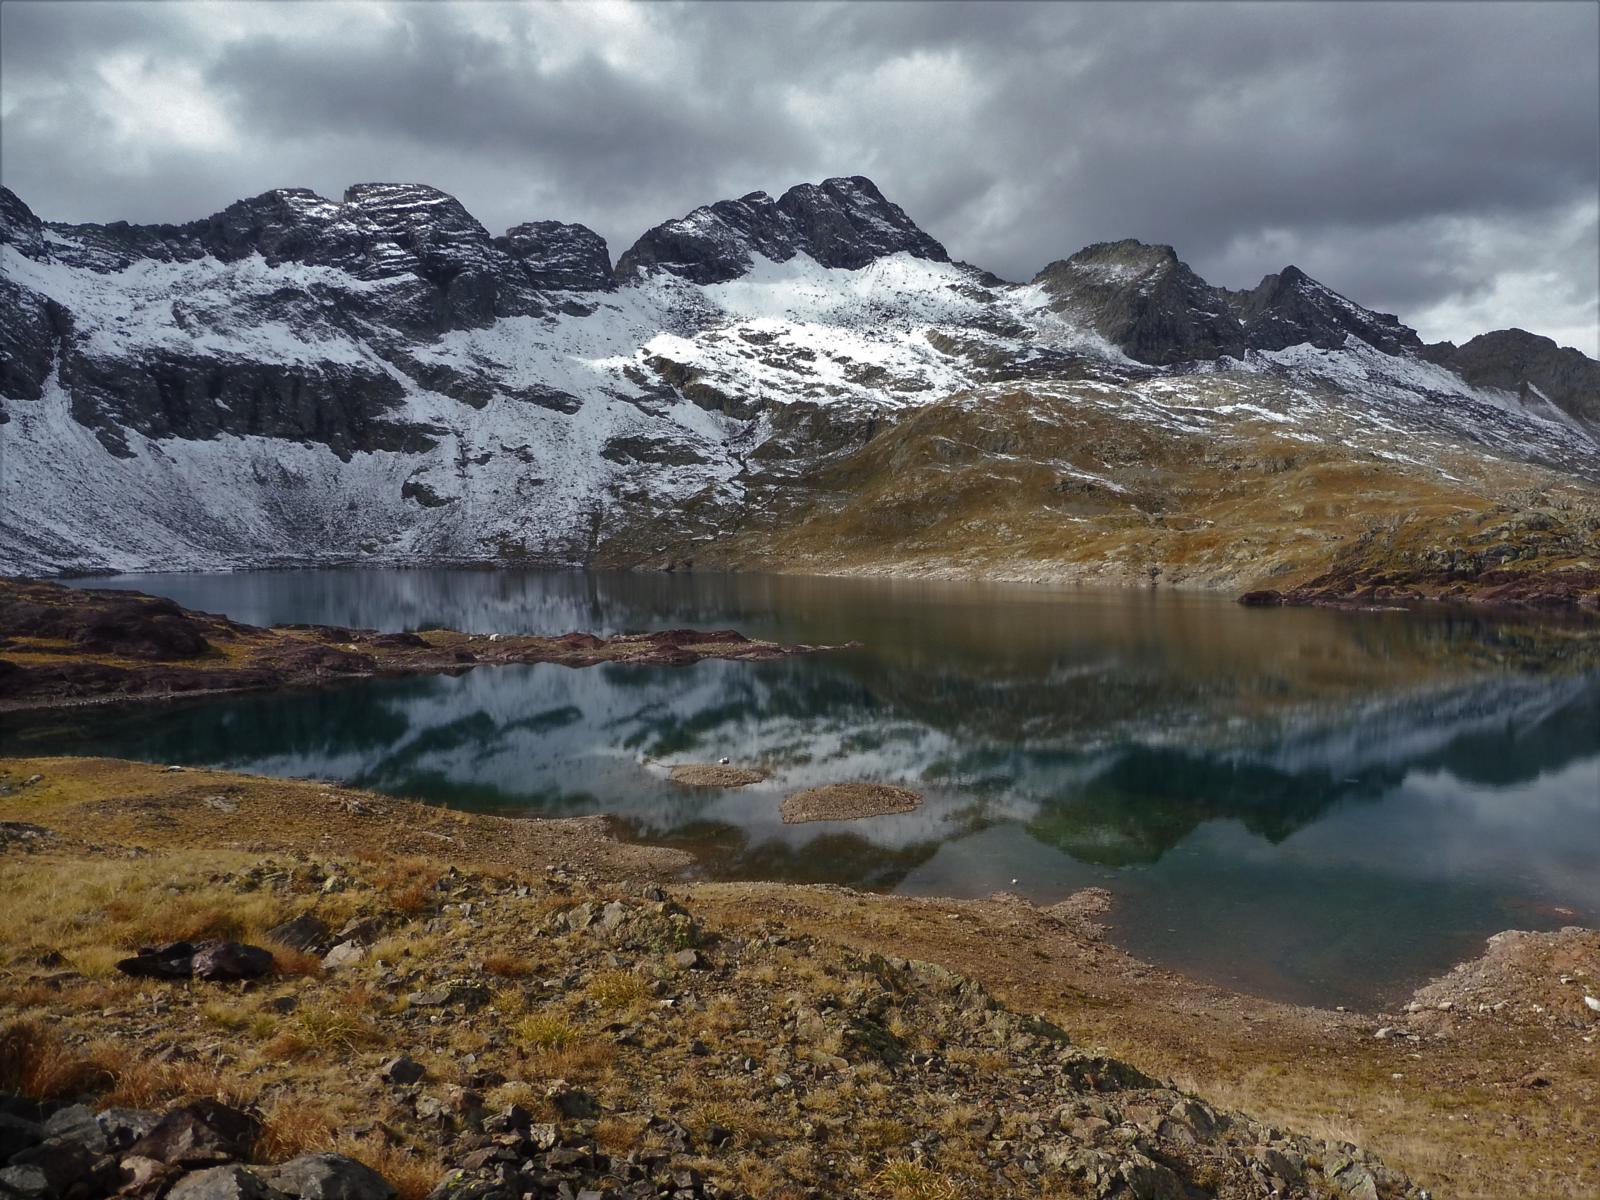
[2,0,1596,351]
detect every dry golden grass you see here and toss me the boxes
[523,1040,616,1082]
[586,968,650,1012]
[515,1011,578,1051]
[482,951,532,979]
[0,1019,109,1100]
[871,1158,960,1200]
[370,857,444,916]
[265,941,324,978]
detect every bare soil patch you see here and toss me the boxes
[667,764,768,787]
[779,782,921,823]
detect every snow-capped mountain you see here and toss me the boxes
[1,177,1595,589]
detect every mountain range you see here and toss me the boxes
[1,176,1596,603]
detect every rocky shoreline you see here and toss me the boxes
[1238,567,1600,615]
[2,757,1596,1199]
[0,579,845,714]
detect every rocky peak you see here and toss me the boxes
[191,187,366,269]
[1224,265,1421,355]
[1424,328,1600,436]
[1032,240,1247,365]
[496,220,614,291]
[1033,243,1431,365]
[774,175,949,270]
[615,175,949,284]
[0,187,45,259]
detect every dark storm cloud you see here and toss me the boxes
[2,0,1596,351]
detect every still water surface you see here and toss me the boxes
[11,569,1598,1009]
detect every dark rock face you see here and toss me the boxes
[0,188,46,259]
[496,221,613,291]
[615,175,949,283]
[61,346,429,462]
[1033,241,1248,364]
[1424,328,1600,436]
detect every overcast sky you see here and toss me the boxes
[3,0,1596,353]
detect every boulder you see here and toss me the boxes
[260,1153,395,1200]
[321,943,366,970]
[378,1057,425,1086]
[40,1105,103,1152]
[0,1111,43,1162]
[4,1135,114,1197]
[116,942,196,979]
[126,1100,260,1167]
[192,941,276,982]
[264,914,332,955]
[167,1165,286,1200]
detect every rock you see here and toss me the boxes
[0,1164,52,1198]
[261,1153,396,1200]
[1255,1145,1305,1187]
[336,917,385,945]
[192,941,275,981]
[671,949,704,970]
[96,1107,162,1152]
[40,1104,101,1150]
[544,1085,599,1120]
[118,1154,177,1197]
[126,1100,260,1167]
[265,914,332,955]
[116,941,197,979]
[1584,995,1600,1014]
[379,1056,426,1085]
[321,942,366,969]
[5,1135,114,1197]
[0,1111,43,1161]
[167,1165,287,1200]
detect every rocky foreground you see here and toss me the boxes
[1,771,1422,1200]
[3,758,1598,1200]
[0,579,839,713]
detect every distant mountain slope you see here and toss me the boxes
[1,177,1595,605]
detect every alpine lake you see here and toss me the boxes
[8,568,1597,1011]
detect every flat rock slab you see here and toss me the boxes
[668,764,768,788]
[780,782,922,824]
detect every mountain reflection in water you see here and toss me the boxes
[12,568,1598,1008]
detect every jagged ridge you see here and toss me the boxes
[0,176,1596,588]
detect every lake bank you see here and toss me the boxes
[0,577,841,714]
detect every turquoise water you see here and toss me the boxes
[9,569,1598,1008]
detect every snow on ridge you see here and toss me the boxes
[3,229,1595,575]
